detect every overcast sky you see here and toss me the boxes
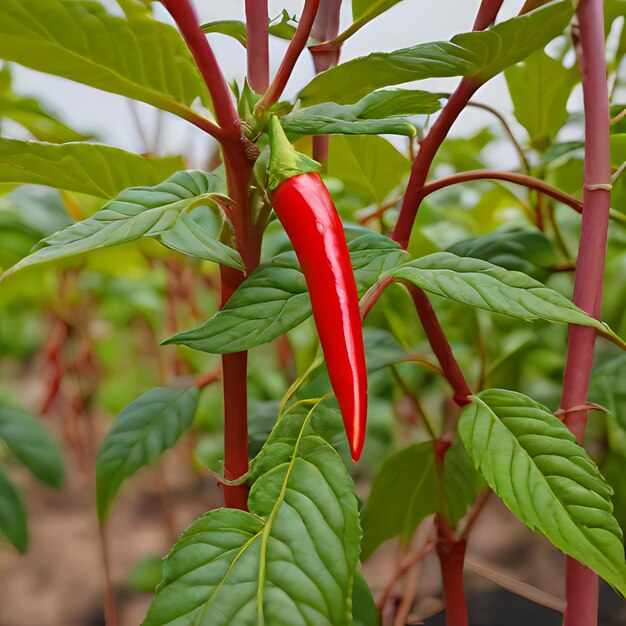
[7,1,551,167]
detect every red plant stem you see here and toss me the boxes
[472,0,505,30]
[421,170,582,213]
[392,77,481,248]
[245,0,269,92]
[161,0,239,137]
[408,285,472,407]
[560,1,612,624]
[437,516,469,626]
[392,0,503,249]
[310,0,342,163]
[255,0,321,114]
[162,0,260,511]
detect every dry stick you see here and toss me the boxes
[255,0,321,114]
[99,524,118,626]
[464,558,566,613]
[162,0,258,510]
[245,0,269,92]
[560,2,612,625]
[377,540,437,611]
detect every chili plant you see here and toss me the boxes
[0,0,625,625]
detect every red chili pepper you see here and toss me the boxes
[267,117,368,461]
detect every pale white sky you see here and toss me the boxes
[7,1,546,168]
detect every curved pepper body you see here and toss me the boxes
[270,172,368,461]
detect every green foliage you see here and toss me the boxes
[281,89,442,137]
[143,400,361,626]
[0,139,183,199]
[0,66,88,143]
[361,442,438,559]
[201,11,297,48]
[352,572,381,626]
[390,252,615,335]
[505,50,578,150]
[0,404,64,488]
[327,135,410,204]
[2,171,243,281]
[459,389,626,595]
[0,0,210,118]
[0,467,27,553]
[166,229,408,354]
[96,386,199,521]
[446,229,557,281]
[299,1,574,104]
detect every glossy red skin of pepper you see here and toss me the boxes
[270,172,368,461]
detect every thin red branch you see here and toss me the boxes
[560,1,612,624]
[245,0,270,92]
[161,0,240,139]
[255,0,321,114]
[472,0,505,30]
[310,0,343,163]
[421,170,582,213]
[391,0,503,249]
[407,285,472,407]
[392,77,481,249]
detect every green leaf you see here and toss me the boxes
[330,0,407,47]
[201,20,248,46]
[0,404,64,488]
[389,252,614,336]
[443,438,486,527]
[505,50,578,150]
[201,11,297,48]
[281,89,442,137]
[362,328,413,374]
[459,389,626,595]
[127,555,164,593]
[0,138,184,199]
[0,0,210,118]
[96,386,199,522]
[299,1,574,105]
[352,0,404,20]
[352,571,381,626]
[166,228,408,354]
[0,92,89,143]
[446,229,557,281]
[143,400,361,626]
[590,355,626,428]
[611,134,626,169]
[327,135,411,204]
[2,171,243,281]
[0,467,27,553]
[361,442,439,559]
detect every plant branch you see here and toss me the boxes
[464,100,530,173]
[465,558,566,612]
[391,0,503,249]
[255,0,321,114]
[472,0,505,30]
[245,0,270,92]
[437,515,469,626]
[161,0,240,139]
[407,284,472,408]
[377,539,436,611]
[421,169,582,213]
[559,1,612,624]
[310,0,343,163]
